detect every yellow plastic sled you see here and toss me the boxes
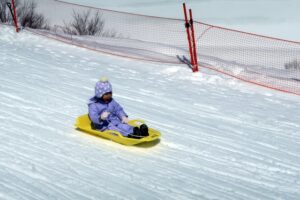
[75,114,161,146]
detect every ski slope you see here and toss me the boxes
[1,0,300,198]
[1,23,300,199]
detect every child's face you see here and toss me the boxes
[102,92,112,102]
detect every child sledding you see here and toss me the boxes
[75,77,161,145]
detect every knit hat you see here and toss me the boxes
[95,77,112,98]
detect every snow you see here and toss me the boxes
[1,1,300,199]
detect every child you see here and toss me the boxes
[88,77,148,138]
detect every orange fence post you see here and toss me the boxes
[11,0,19,32]
[183,3,194,66]
[189,9,198,72]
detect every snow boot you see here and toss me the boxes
[128,127,142,139]
[140,124,149,137]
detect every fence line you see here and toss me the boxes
[5,0,300,95]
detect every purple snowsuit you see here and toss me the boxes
[88,80,133,136]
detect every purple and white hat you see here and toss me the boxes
[95,77,112,98]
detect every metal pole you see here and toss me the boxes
[189,9,198,72]
[11,0,19,32]
[183,3,194,66]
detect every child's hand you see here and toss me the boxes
[121,116,129,124]
[100,111,110,120]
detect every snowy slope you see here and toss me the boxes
[1,24,300,200]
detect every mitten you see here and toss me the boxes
[100,111,110,120]
[121,116,129,124]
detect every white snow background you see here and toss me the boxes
[1,0,300,200]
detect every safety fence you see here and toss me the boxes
[5,0,300,95]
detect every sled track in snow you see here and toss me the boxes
[1,25,300,200]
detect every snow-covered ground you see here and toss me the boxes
[1,24,300,200]
[1,0,300,199]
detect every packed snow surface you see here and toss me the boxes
[1,24,300,200]
[1,0,300,199]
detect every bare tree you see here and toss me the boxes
[18,0,48,29]
[63,10,105,36]
[102,29,119,38]
[0,0,19,23]
[285,60,300,70]
[0,0,8,23]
